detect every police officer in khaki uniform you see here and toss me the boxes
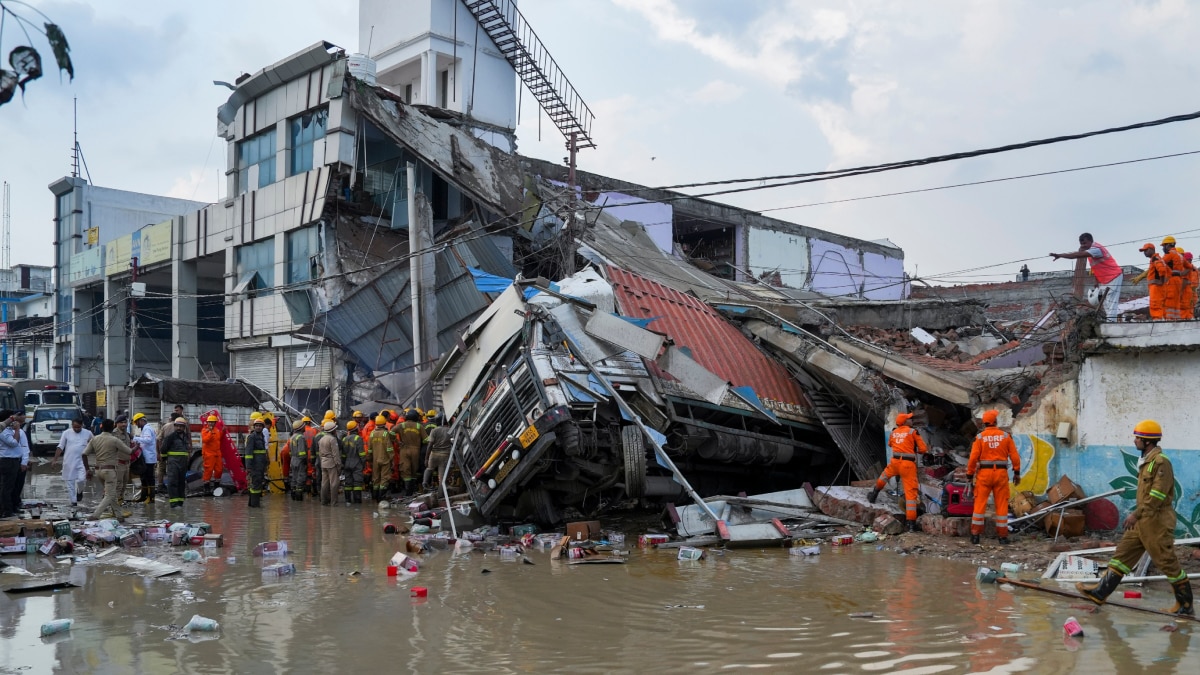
[82,419,133,520]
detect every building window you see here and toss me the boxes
[286,225,323,284]
[234,239,275,297]
[237,128,277,194]
[288,107,328,176]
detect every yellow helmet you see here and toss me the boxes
[324,409,336,420]
[132,412,146,423]
[250,412,263,421]
[375,415,387,425]
[1133,419,1162,439]
[353,410,365,418]
[1162,236,1177,246]
[301,416,312,423]
[346,420,358,431]
[206,415,218,422]
[426,409,438,418]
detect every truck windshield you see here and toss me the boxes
[34,408,79,423]
[42,392,78,405]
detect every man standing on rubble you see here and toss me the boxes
[1050,233,1124,320]
[1077,420,1192,616]
[52,417,92,508]
[966,410,1021,545]
[869,412,927,532]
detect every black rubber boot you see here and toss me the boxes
[998,537,1009,545]
[907,520,917,533]
[1077,569,1124,605]
[353,490,363,504]
[868,488,880,504]
[406,479,418,497]
[970,534,980,545]
[344,488,353,505]
[248,492,261,508]
[1166,579,1195,616]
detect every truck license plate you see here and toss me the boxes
[518,425,539,448]
[49,425,67,432]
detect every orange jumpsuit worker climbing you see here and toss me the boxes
[1077,420,1193,616]
[200,415,224,492]
[1181,251,1197,320]
[966,409,1020,546]
[869,412,927,532]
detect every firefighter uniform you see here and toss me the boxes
[870,412,927,531]
[286,424,309,501]
[161,420,192,509]
[342,421,366,504]
[397,415,425,496]
[316,422,341,505]
[967,410,1020,545]
[243,420,268,508]
[1079,420,1193,616]
[368,417,393,500]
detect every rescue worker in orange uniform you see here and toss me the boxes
[1181,251,1197,320]
[1077,420,1193,616]
[966,409,1020,545]
[1160,236,1186,320]
[368,415,393,501]
[1139,243,1171,320]
[868,412,927,532]
[200,415,223,492]
[302,416,318,496]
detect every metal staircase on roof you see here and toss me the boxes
[464,0,596,149]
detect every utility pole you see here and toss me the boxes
[1,181,10,377]
[128,257,139,416]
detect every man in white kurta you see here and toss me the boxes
[53,417,93,506]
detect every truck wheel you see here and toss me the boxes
[527,487,561,526]
[558,423,582,456]
[621,425,647,498]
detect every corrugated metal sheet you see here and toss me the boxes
[607,266,811,415]
[318,246,494,380]
[233,349,277,396]
[282,345,332,390]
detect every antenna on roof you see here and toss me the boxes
[71,98,92,183]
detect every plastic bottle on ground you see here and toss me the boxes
[40,619,74,637]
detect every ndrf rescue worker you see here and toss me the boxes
[397,409,425,496]
[286,420,309,501]
[1161,236,1186,320]
[1138,243,1172,320]
[369,415,393,501]
[316,421,341,506]
[869,412,927,532]
[342,420,366,504]
[200,415,224,492]
[966,409,1021,545]
[161,417,192,509]
[1180,250,1197,321]
[242,417,268,508]
[1077,420,1193,616]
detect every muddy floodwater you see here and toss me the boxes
[1,474,1194,674]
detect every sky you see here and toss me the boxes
[3,0,1200,286]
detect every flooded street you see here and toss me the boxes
[1,470,1194,674]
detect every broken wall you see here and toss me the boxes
[808,239,906,300]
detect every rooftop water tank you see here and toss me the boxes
[346,53,377,85]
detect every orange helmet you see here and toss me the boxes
[1140,243,1156,252]
[895,412,913,426]
[1133,419,1162,439]
[981,409,999,425]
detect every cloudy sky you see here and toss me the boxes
[3,0,1200,285]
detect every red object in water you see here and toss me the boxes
[1124,590,1142,599]
[411,586,428,597]
[387,565,398,577]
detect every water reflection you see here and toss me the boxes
[0,479,1195,673]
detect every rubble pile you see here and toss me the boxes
[844,325,1019,365]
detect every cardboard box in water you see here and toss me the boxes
[638,534,670,547]
[1044,509,1086,537]
[202,534,223,548]
[566,521,601,541]
[0,536,26,554]
[1047,475,1085,504]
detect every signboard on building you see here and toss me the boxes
[138,220,173,266]
[69,247,104,285]
[85,227,99,245]
[96,389,106,407]
[104,234,132,277]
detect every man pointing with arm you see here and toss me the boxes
[1050,232,1123,320]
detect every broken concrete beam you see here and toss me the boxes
[872,514,904,535]
[811,486,903,527]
